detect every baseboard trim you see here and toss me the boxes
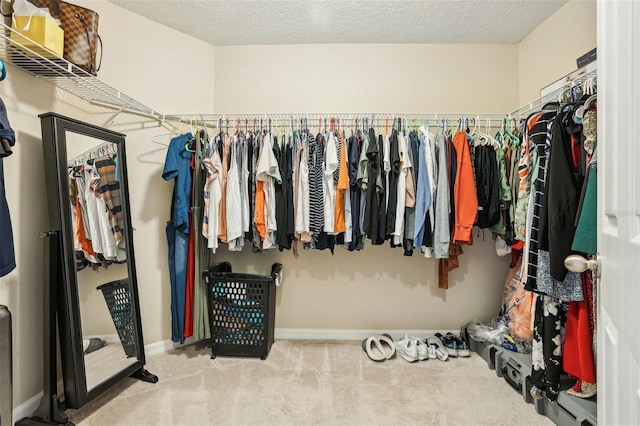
[142,328,460,357]
[13,380,64,422]
[273,328,458,341]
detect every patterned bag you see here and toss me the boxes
[25,0,102,75]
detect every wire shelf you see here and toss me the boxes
[510,63,597,118]
[0,22,161,120]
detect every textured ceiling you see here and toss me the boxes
[108,0,567,45]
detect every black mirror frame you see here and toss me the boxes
[39,112,149,409]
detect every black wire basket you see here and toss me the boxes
[204,262,282,360]
[97,278,136,358]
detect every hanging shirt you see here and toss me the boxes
[334,134,349,234]
[295,133,311,241]
[386,131,400,239]
[413,134,432,248]
[203,143,222,253]
[240,136,251,234]
[83,167,104,255]
[364,128,382,242]
[92,156,126,259]
[162,133,193,234]
[433,132,450,259]
[323,132,339,234]
[226,135,244,248]
[218,135,230,243]
[308,132,324,242]
[256,133,281,249]
[452,131,478,244]
[393,132,410,246]
[0,96,16,277]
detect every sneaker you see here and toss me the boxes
[426,336,449,361]
[435,332,458,357]
[451,333,471,357]
[411,336,429,361]
[395,336,419,362]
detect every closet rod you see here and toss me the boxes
[67,141,117,165]
[165,113,510,129]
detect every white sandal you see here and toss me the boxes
[362,334,396,361]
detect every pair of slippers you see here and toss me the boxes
[362,334,396,361]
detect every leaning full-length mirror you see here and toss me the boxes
[40,113,156,409]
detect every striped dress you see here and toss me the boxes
[308,131,324,243]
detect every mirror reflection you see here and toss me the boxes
[65,130,137,391]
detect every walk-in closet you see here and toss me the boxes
[0,0,637,425]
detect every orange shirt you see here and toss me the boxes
[452,131,478,245]
[255,180,266,240]
[334,135,349,233]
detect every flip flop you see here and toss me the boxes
[362,336,385,362]
[361,335,396,361]
[378,334,396,359]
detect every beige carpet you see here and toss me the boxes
[66,340,553,425]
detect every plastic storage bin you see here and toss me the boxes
[97,278,136,358]
[204,262,282,360]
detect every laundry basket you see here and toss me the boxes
[97,279,136,358]
[204,262,282,360]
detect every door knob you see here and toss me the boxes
[564,253,601,278]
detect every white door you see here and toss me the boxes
[597,0,640,424]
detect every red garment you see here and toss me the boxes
[452,131,478,245]
[563,272,596,383]
[184,154,196,338]
[571,134,582,170]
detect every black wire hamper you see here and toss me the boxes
[97,278,137,358]
[204,262,282,360]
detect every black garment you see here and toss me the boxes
[386,130,399,239]
[530,296,568,402]
[474,145,501,229]
[347,135,362,251]
[249,134,263,252]
[525,111,557,292]
[308,132,324,244]
[274,137,291,251]
[286,140,295,248]
[538,110,585,281]
[364,128,382,243]
[377,134,387,244]
[447,135,457,237]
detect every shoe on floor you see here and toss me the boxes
[447,332,470,357]
[395,335,419,362]
[410,336,429,361]
[435,332,458,357]
[362,334,396,362]
[426,336,449,361]
[84,338,107,355]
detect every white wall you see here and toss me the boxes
[517,0,596,105]
[0,0,215,411]
[213,44,517,332]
